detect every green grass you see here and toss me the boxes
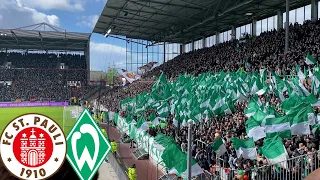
[0,106,80,135]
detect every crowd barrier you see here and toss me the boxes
[107,152,129,180]
[193,150,320,180]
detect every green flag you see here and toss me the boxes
[210,137,227,157]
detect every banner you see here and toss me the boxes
[0,102,68,108]
[118,69,141,84]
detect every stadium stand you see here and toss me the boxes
[143,20,320,79]
[97,19,320,179]
[0,52,88,101]
[101,20,320,110]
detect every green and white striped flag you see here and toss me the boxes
[157,102,170,118]
[305,53,317,65]
[288,104,313,135]
[136,116,150,131]
[296,65,306,81]
[210,136,227,157]
[245,117,266,141]
[261,136,288,169]
[256,87,269,96]
[265,116,291,138]
[231,138,257,160]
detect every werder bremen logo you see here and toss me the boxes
[66,109,111,180]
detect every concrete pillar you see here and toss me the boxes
[180,44,184,54]
[202,36,206,48]
[191,40,194,51]
[311,0,319,22]
[163,42,166,63]
[277,10,284,30]
[231,25,236,40]
[285,0,289,53]
[215,32,220,44]
[252,19,257,36]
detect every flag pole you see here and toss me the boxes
[187,119,193,180]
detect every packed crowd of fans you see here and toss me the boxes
[102,20,320,113]
[100,79,154,112]
[0,52,86,69]
[0,52,88,101]
[99,20,320,179]
[143,20,320,79]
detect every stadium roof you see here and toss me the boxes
[94,0,311,43]
[0,23,91,51]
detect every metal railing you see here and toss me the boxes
[253,151,320,180]
[195,139,207,149]
[205,150,320,180]
[107,152,129,180]
[193,138,320,180]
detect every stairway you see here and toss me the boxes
[132,148,149,160]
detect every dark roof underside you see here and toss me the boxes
[93,0,311,43]
[0,29,91,51]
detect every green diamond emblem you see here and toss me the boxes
[66,109,111,180]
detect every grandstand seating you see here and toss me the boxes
[0,52,88,101]
[99,20,320,179]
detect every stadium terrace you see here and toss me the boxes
[1,0,320,180]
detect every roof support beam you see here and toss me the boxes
[106,0,133,33]
[107,5,199,23]
[163,0,253,41]
[131,0,204,10]
[100,14,178,28]
[11,30,19,47]
[175,0,219,13]
[94,26,156,37]
[125,1,201,22]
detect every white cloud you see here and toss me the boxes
[16,0,84,11]
[90,41,127,71]
[0,0,60,29]
[76,15,99,28]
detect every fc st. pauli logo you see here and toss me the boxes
[0,114,67,180]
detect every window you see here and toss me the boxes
[268,17,274,31]
[245,24,251,34]
[289,9,296,24]
[240,25,246,35]
[305,5,311,20]
[296,7,304,24]
[219,33,224,43]
[261,18,268,33]
[236,27,241,39]
[256,20,262,35]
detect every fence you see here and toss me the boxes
[253,151,320,180]
[196,139,208,149]
[107,152,129,180]
[193,138,320,180]
[197,150,320,180]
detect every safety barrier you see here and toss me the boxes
[106,152,129,180]
[253,151,320,180]
[195,139,208,149]
[194,138,320,180]
[206,150,320,180]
